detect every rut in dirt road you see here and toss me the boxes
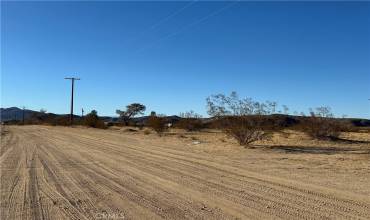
[1,126,370,220]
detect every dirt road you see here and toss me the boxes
[1,126,369,219]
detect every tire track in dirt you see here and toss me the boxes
[2,126,370,220]
[30,126,370,219]
[43,127,370,219]
[34,127,370,219]
[37,132,327,219]
[35,133,236,219]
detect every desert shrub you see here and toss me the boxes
[177,110,204,131]
[301,107,342,140]
[143,129,151,135]
[53,116,70,126]
[84,110,106,129]
[206,92,280,146]
[302,117,342,140]
[176,118,204,131]
[147,115,168,136]
[221,116,274,146]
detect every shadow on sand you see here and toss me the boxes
[261,145,370,155]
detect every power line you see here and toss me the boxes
[149,1,198,30]
[134,0,239,55]
[127,1,198,46]
[65,77,80,125]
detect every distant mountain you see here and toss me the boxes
[0,107,39,122]
[0,107,71,122]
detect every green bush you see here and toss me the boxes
[84,110,106,129]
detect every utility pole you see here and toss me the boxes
[64,77,80,125]
[81,108,84,117]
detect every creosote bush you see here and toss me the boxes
[84,110,106,129]
[177,111,204,132]
[220,116,274,146]
[147,115,168,136]
[206,92,280,147]
[176,118,204,132]
[300,107,342,140]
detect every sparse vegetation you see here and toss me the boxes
[1,97,365,146]
[177,110,204,131]
[52,116,71,126]
[301,106,343,140]
[221,116,273,146]
[116,103,146,125]
[206,92,279,147]
[84,110,106,129]
[147,115,168,136]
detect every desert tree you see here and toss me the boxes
[40,108,47,114]
[116,103,146,125]
[206,92,278,147]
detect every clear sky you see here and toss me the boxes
[1,1,370,118]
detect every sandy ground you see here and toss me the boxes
[1,125,370,220]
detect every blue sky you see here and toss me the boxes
[1,1,369,118]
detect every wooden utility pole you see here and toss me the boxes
[65,77,80,125]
